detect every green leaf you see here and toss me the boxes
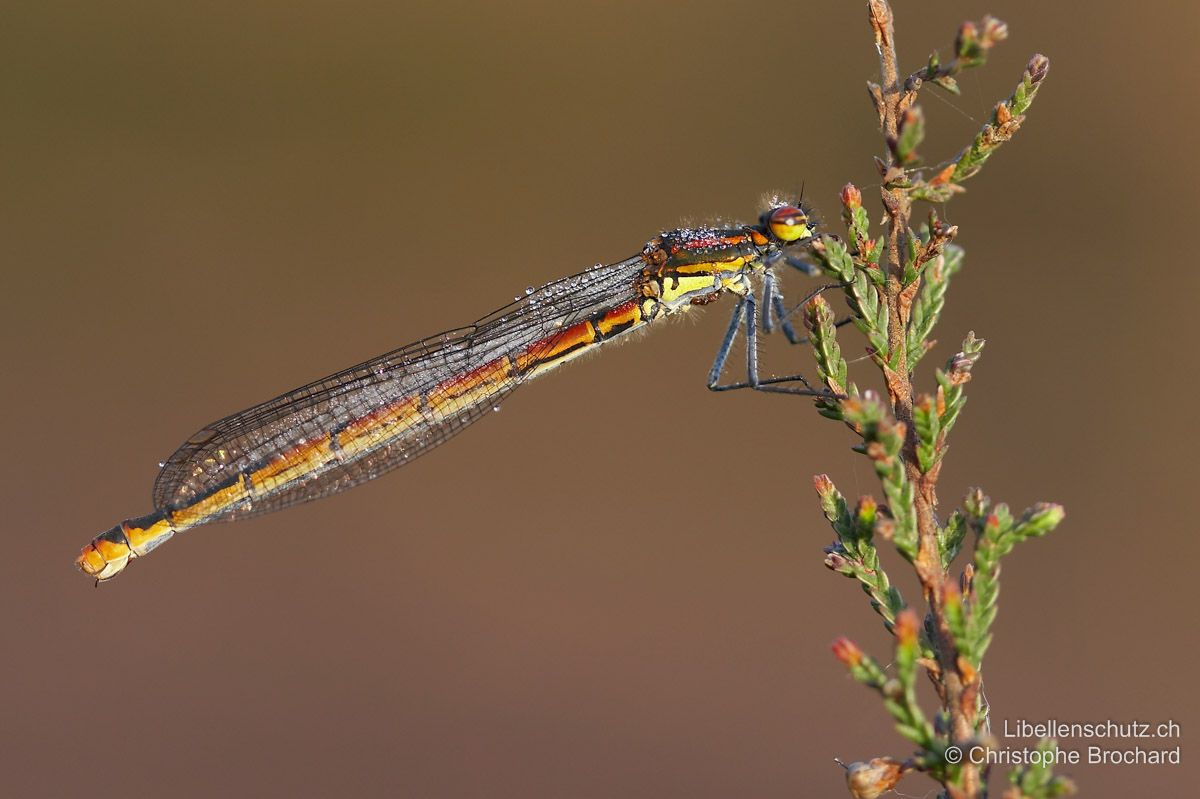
[849,205,871,248]
[935,332,985,438]
[913,394,941,473]
[1011,503,1066,540]
[894,107,925,165]
[811,235,855,282]
[804,295,851,415]
[841,395,919,561]
[940,511,968,569]
[907,243,964,368]
[960,496,1064,669]
[943,586,968,648]
[948,54,1051,186]
[1008,739,1078,798]
[816,476,905,631]
[901,227,922,286]
[932,75,960,94]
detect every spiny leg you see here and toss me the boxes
[762,272,855,349]
[784,254,821,277]
[761,270,801,343]
[706,295,747,390]
[740,289,828,396]
[706,289,829,397]
[779,253,853,331]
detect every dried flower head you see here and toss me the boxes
[844,757,905,799]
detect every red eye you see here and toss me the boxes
[767,205,812,242]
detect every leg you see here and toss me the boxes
[707,290,829,397]
[706,296,746,390]
[761,270,801,344]
[761,273,853,347]
[784,254,821,277]
[740,291,826,396]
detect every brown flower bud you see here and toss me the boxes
[844,757,905,799]
[825,550,852,572]
[855,495,878,518]
[981,15,1009,44]
[1026,54,1050,85]
[841,183,863,211]
[956,21,979,55]
[961,562,975,594]
[860,237,878,262]
[929,162,956,186]
[831,637,864,667]
[957,655,978,685]
[894,609,920,647]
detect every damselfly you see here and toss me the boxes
[77,201,831,582]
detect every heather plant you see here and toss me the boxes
[802,4,1071,797]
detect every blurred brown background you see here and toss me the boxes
[2,1,1194,796]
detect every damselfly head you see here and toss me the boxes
[762,203,814,244]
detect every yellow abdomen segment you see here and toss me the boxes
[76,512,178,582]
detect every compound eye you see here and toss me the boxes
[767,205,812,242]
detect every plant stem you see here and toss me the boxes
[867,2,979,795]
[821,6,1060,798]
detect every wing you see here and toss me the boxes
[151,254,648,522]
